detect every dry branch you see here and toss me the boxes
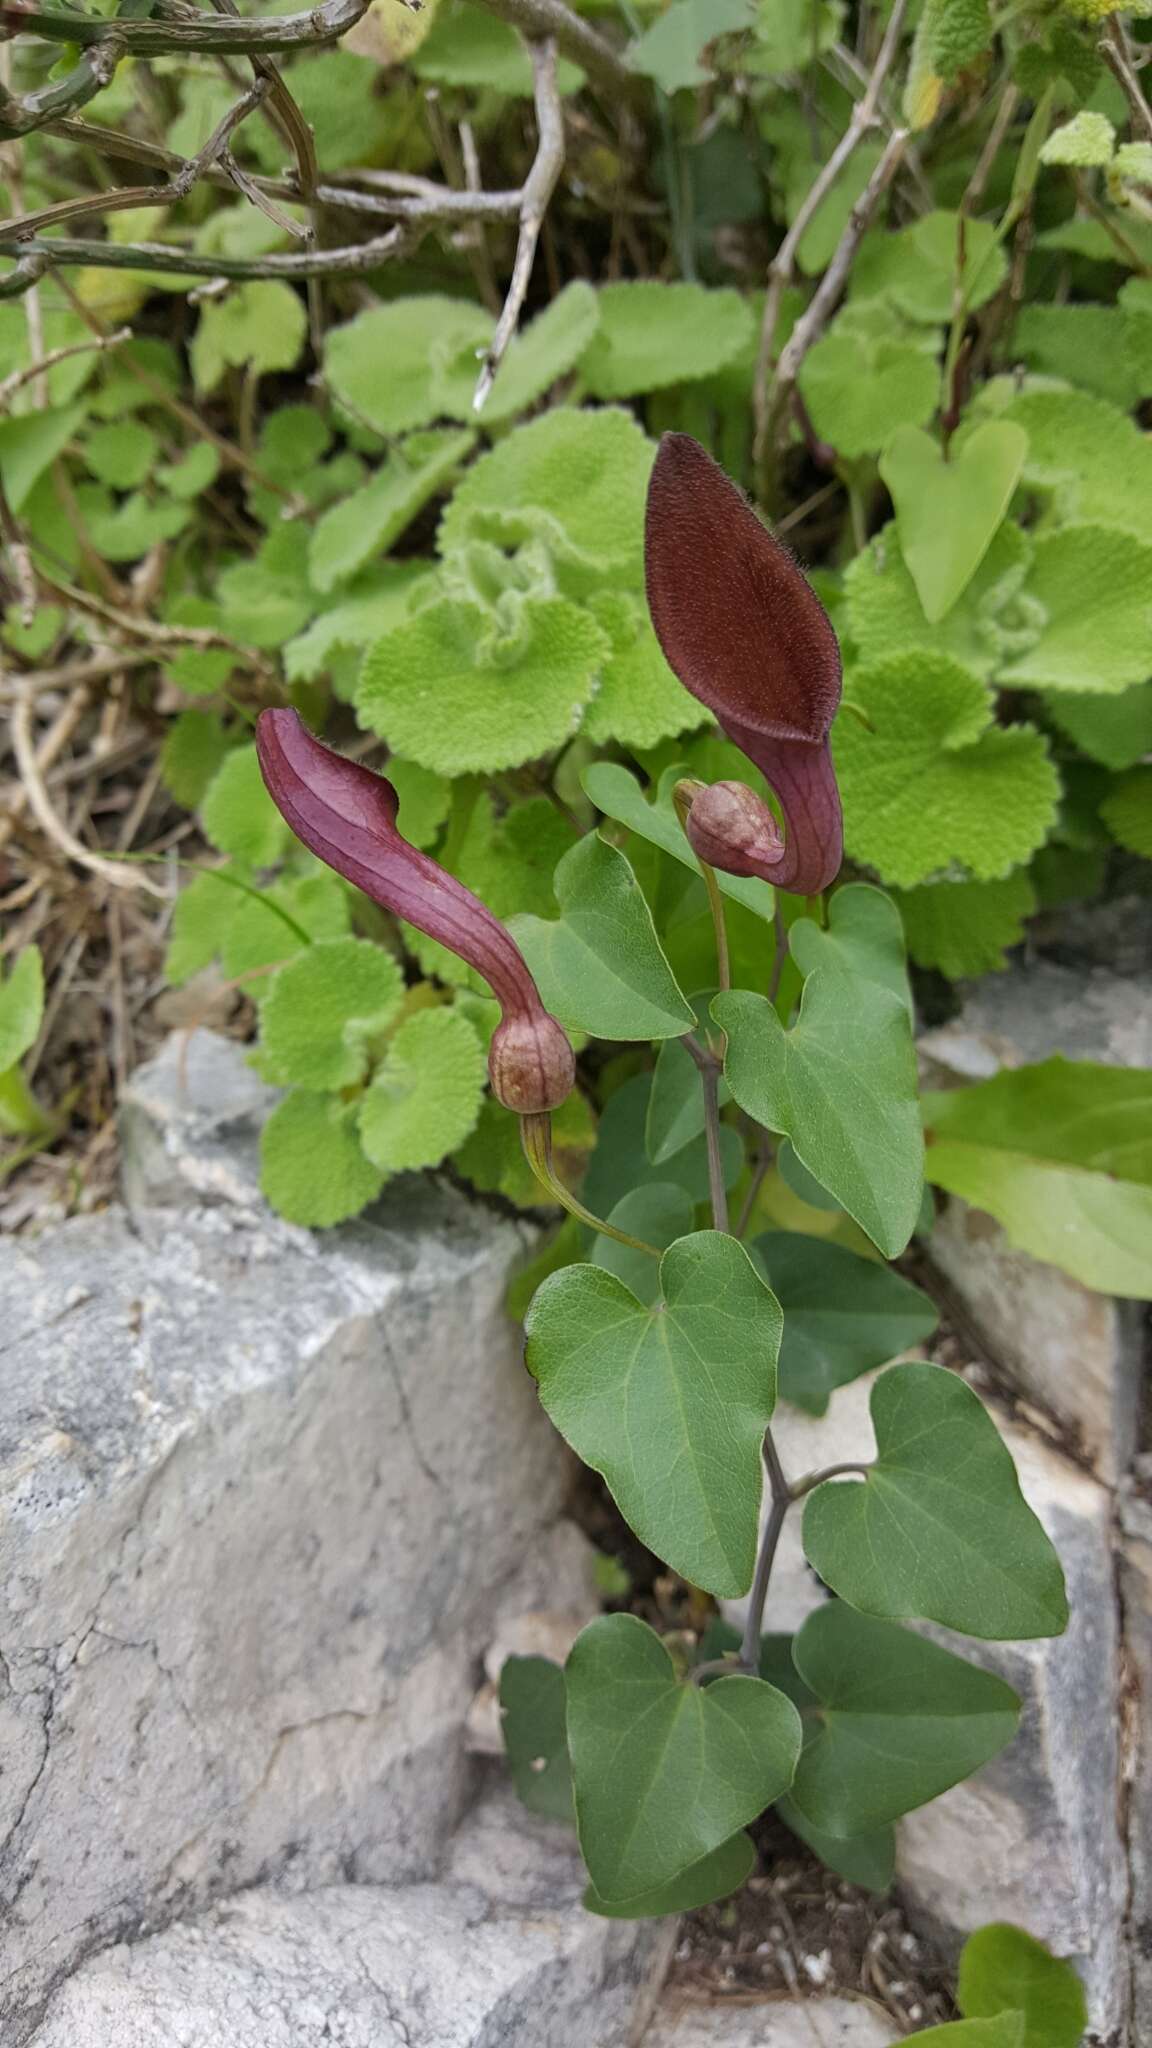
[474,36,565,412]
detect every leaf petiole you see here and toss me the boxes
[519,1111,661,1257]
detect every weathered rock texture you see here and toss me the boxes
[29,1786,674,2048]
[644,1994,898,2047]
[0,1033,572,2038]
[1120,1486,1152,2046]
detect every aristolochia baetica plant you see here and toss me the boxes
[256,435,1068,1932]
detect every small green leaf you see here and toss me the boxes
[438,405,655,575]
[481,282,601,427]
[989,385,1152,542]
[580,594,703,751]
[852,211,1007,325]
[1040,109,1115,166]
[1101,767,1152,858]
[200,744,292,867]
[326,296,494,439]
[284,564,430,685]
[0,946,44,1072]
[582,761,777,926]
[834,652,1059,888]
[83,419,158,489]
[585,1833,756,1919]
[500,1655,573,1823]
[753,1232,937,1415]
[358,1006,485,1172]
[161,710,235,809]
[715,979,924,1259]
[790,882,913,1018]
[0,404,85,512]
[801,1361,1069,1638]
[751,0,842,76]
[565,1613,801,1904]
[527,1231,780,1595]
[923,1057,1152,1298]
[591,1183,697,1304]
[215,524,314,650]
[1048,685,1152,773]
[157,442,221,501]
[512,834,695,1042]
[800,326,939,460]
[958,1925,1087,2048]
[786,1602,1020,1837]
[579,283,753,400]
[903,2024,1024,2048]
[386,758,451,851]
[895,874,1036,980]
[260,1090,385,1227]
[1001,526,1152,696]
[308,430,474,593]
[843,517,1032,683]
[776,1796,894,1893]
[261,938,404,1090]
[191,281,307,394]
[628,0,753,92]
[357,594,607,777]
[880,423,1028,625]
[413,0,583,94]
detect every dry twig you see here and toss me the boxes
[474,37,565,413]
[8,675,167,897]
[1100,14,1152,146]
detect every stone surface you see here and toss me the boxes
[896,1423,1125,2043]
[918,964,1149,1482]
[643,1994,899,2047]
[1,1033,572,2038]
[118,1026,276,1213]
[1119,1486,1152,2045]
[28,1786,674,2048]
[927,1201,1144,1480]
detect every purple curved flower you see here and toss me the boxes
[645,433,843,896]
[255,708,574,1114]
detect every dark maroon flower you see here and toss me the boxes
[645,433,843,896]
[255,708,574,1114]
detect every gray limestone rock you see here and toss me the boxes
[643,1994,899,2047]
[1119,1487,1152,2045]
[118,1026,276,1213]
[918,961,1152,1081]
[28,1786,674,2048]
[0,1158,568,2035]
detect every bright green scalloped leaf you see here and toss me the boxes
[441,795,575,925]
[260,1090,385,1228]
[526,1231,780,1594]
[753,1232,937,1415]
[585,1833,756,1919]
[923,1056,1152,1297]
[800,328,939,460]
[1101,767,1152,857]
[929,0,993,76]
[715,979,923,1258]
[83,419,158,489]
[790,883,913,1019]
[581,593,703,750]
[358,1006,485,1172]
[579,283,753,400]
[454,1088,596,1210]
[481,282,601,427]
[190,282,307,394]
[284,563,431,684]
[412,0,583,93]
[70,485,190,564]
[751,0,842,76]
[385,758,451,851]
[500,1655,574,1823]
[357,593,606,776]
[834,652,1059,886]
[628,0,752,92]
[0,946,44,1073]
[843,520,1033,683]
[1014,302,1152,410]
[958,1925,1087,2048]
[787,1602,1020,1836]
[896,872,1036,979]
[0,404,85,512]
[582,761,777,926]
[985,386,1152,541]
[1041,108,1115,166]
[1000,526,1152,695]
[325,297,494,438]
[880,423,1028,625]
[776,1796,895,1893]
[512,834,694,1041]
[261,938,403,1090]
[565,1614,801,1903]
[200,744,292,867]
[852,212,1007,325]
[592,1183,697,1305]
[308,430,474,593]
[439,405,655,574]
[216,524,314,649]
[802,1362,1070,1637]
[164,865,348,988]
[157,442,221,501]
[1048,685,1152,772]
[160,710,235,809]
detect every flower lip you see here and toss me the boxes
[255,707,574,1113]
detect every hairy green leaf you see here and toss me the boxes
[1101,767,1152,857]
[579,283,753,399]
[308,429,474,592]
[260,1090,385,1228]
[895,873,1036,979]
[1000,526,1152,695]
[438,405,655,573]
[358,1006,485,1171]
[261,938,404,1090]
[200,744,292,867]
[581,594,703,749]
[191,282,306,393]
[325,296,494,438]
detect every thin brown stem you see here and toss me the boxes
[789,1461,872,1501]
[475,37,565,412]
[1099,14,1152,146]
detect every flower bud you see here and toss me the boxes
[680,779,784,880]
[488,1012,576,1114]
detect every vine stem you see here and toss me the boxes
[520,1112,661,1256]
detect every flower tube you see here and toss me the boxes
[255,707,574,1114]
[645,432,843,896]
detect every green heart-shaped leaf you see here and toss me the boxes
[511,833,695,1041]
[880,420,1028,623]
[526,1232,780,1595]
[581,761,777,926]
[592,1183,696,1305]
[753,1232,938,1415]
[776,1796,895,1892]
[790,882,913,1019]
[787,1602,1020,1837]
[566,1613,801,1903]
[584,1832,755,1919]
[499,1655,573,1824]
[714,979,924,1259]
[958,1924,1087,2048]
[801,1363,1069,1638]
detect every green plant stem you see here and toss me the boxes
[520,1112,660,1255]
[0,1062,54,1139]
[789,1460,871,1500]
[768,903,790,1007]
